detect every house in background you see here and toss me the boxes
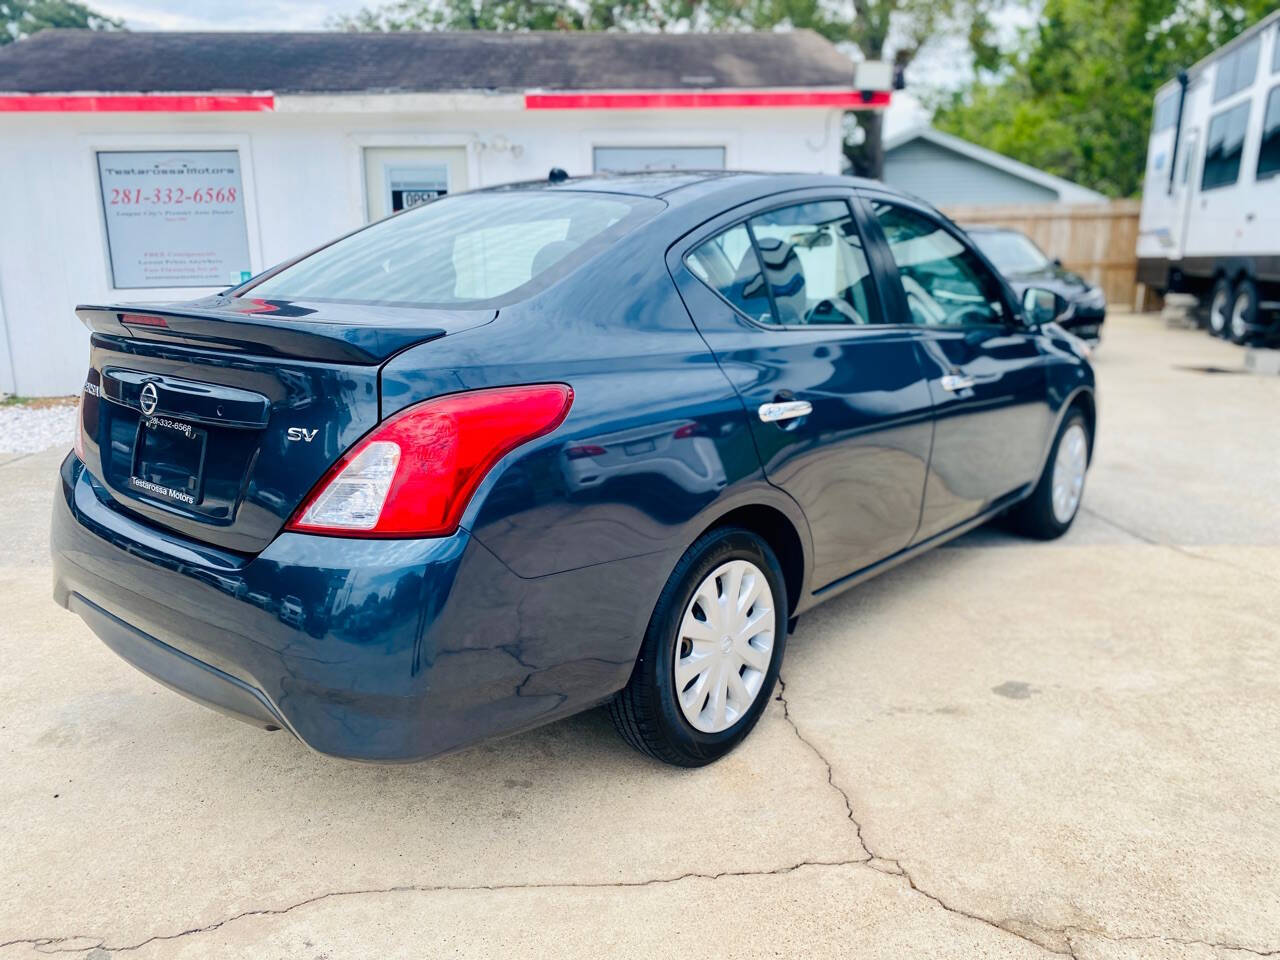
[0,29,891,396]
[882,125,1107,207]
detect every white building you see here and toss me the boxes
[0,29,883,396]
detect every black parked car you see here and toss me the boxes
[966,226,1106,344]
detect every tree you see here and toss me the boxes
[333,0,1004,178]
[933,0,1276,197]
[1,0,122,44]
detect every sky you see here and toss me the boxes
[92,0,362,30]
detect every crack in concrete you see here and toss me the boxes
[772,676,1280,960]
[0,859,871,956]
[4,682,1277,958]
[1079,506,1278,584]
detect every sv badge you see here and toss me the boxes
[287,427,318,443]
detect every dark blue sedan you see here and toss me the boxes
[52,172,1096,767]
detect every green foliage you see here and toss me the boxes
[1,0,122,43]
[934,0,1277,197]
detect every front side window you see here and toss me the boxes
[872,202,1007,327]
[746,201,877,325]
[246,191,658,306]
[1258,86,1280,181]
[1202,102,1251,190]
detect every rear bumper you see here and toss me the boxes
[52,454,657,761]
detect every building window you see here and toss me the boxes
[593,146,726,172]
[1212,34,1260,102]
[1153,90,1179,132]
[1201,102,1251,190]
[1258,86,1280,181]
[97,150,251,289]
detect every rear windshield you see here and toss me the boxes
[243,191,660,307]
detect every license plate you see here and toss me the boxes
[130,415,207,506]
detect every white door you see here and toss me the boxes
[1172,127,1200,259]
[363,147,468,222]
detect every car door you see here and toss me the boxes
[668,191,935,590]
[858,192,1054,541]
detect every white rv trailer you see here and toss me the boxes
[1136,10,1280,343]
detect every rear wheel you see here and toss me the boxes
[1009,411,1090,540]
[1229,278,1259,345]
[609,527,787,766]
[1207,277,1233,338]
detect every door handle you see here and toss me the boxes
[758,400,813,423]
[939,374,976,392]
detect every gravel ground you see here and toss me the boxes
[0,403,77,454]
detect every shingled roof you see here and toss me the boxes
[0,29,853,94]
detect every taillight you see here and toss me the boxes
[73,391,85,461]
[286,384,573,538]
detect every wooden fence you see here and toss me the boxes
[942,200,1143,311]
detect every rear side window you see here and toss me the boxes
[685,199,879,326]
[747,201,877,325]
[1202,102,1251,190]
[685,224,774,325]
[1258,86,1280,181]
[245,191,659,306]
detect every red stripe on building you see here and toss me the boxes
[525,90,890,110]
[0,94,275,112]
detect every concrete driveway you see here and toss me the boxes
[2,314,1277,958]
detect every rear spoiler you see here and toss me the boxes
[75,299,468,365]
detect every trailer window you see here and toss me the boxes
[1259,87,1280,181]
[1153,90,1179,132]
[1213,34,1260,102]
[1201,102,1251,190]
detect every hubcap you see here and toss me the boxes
[1230,292,1250,339]
[674,559,775,734]
[1209,289,1229,334]
[1051,423,1088,525]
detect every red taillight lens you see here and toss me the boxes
[565,444,606,460]
[73,391,86,461]
[286,384,573,538]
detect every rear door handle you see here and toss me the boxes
[758,400,813,423]
[939,374,976,392]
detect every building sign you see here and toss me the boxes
[386,165,449,212]
[97,150,252,289]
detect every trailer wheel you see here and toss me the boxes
[1207,277,1233,339]
[1228,278,1258,345]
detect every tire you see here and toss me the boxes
[609,527,788,767]
[1207,277,1233,338]
[1008,410,1090,540]
[1228,277,1259,345]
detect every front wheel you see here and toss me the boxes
[1009,411,1091,540]
[609,527,787,767]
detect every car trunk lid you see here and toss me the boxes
[75,297,495,554]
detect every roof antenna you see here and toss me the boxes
[548,167,569,184]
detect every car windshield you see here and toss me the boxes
[244,191,659,307]
[970,230,1052,274]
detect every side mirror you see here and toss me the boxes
[1022,287,1069,326]
[1052,256,1063,267]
